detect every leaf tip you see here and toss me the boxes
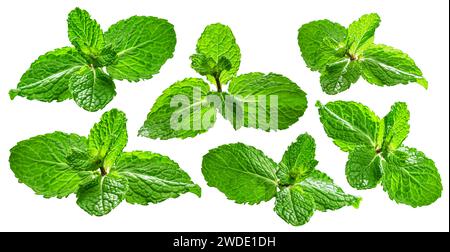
[315,101,323,108]
[417,78,429,89]
[353,197,363,209]
[191,185,202,198]
[9,89,19,100]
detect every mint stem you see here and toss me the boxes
[100,167,107,176]
[214,75,222,92]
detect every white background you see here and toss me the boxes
[0,0,448,232]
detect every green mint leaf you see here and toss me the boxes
[139,78,216,139]
[346,13,381,55]
[346,147,383,189]
[95,45,118,67]
[202,143,278,204]
[361,44,428,88]
[9,47,87,102]
[319,101,442,207]
[274,186,315,226]
[105,16,176,82]
[113,151,201,205]
[382,146,442,207]
[76,174,128,216]
[320,58,361,95]
[277,134,318,185]
[299,170,361,211]
[316,101,381,152]
[88,109,128,169]
[190,54,232,80]
[66,148,101,171]
[203,134,360,226]
[67,8,105,57]
[382,102,410,152]
[298,20,347,71]
[223,73,308,131]
[69,66,116,112]
[9,132,88,198]
[299,14,427,94]
[196,23,241,85]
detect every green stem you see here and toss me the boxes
[214,75,222,92]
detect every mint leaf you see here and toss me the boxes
[382,147,443,207]
[346,147,383,189]
[76,174,128,216]
[223,73,308,130]
[318,101,443,207]
[113,151,201,205]
[105,16,176,82]
[67,8,105,57]
[196,23,241,85]
[320,58,361,95]
[299,14,427,94]
[69,66,116,112]
[202,133,360,226]
[346,13,381,55]
[67,148,100,171]
[202,143,278,204]
[11,9,175,112]
[277,134,318,185]
[88,109,127,169]
[190,54,232,80]
[382,102,410,152]
[298,20,347,71]
[316,101,381,151]
[9,109,200,216]
[139,78,217,139]
[274,186,315,226]
[9,132,88,198]
[361,44,428,88]
[9,47,87,102]
[299,170,361,211]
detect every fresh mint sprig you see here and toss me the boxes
[316,101,442,207]
[9,8,176,112]
[202,133,360,226]
[9,109,201,216]
[298,14,428,95]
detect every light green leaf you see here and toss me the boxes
[105,16,176,82]
[190,53,232,80]
[69,66,116,112]
[202,143,278,204]
[316,101,381,152]
[223,73,307,131]
[76,174,128,216]
[9,47,87,102]
[88,109,128,169]
[361,44,428,88]
[139,78,217,140]
[66,148,100,171]
[274,186,315,226]
[382,102,410,152]
[347,13,381,55]
[346,147,383,189]
[67,8,105,56]
[299,170,361,211]
[277,134,318,185]
[320,58,361,95]
[382,146,442,207]
[113,151,201,205]
[196,23,241,85]
[298,20,347,71]
[9,132,88,198]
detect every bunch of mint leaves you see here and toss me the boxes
[9,109,201,216]
[317,101,442,207]
[139,23,308,140]
[202,133,360,226]
[9,8,176,112]
[298,13,428,95]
